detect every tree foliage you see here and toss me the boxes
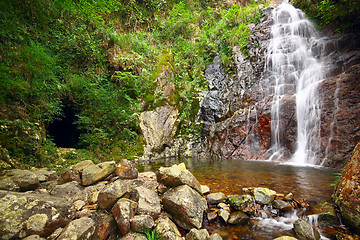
[292,0,360,33]
[0,0,267,167]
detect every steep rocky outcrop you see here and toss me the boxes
[319,64,360,168]
[333,143,360,232]
[139,104,179,159]
[196,3,360,167]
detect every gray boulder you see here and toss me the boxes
[135,186,161,219]
[157,163,202,193]
[185,228,209,240]
[131,215,155,233]
[57,168,81,185]
[82,161,116,186]
[0,169,39,191]
[33,169,57,182]
[253,187,276,205]
[116,159,139,179]
[206,192,226,205]
[200,185,210,195]
[293,218,321,240]
[69,160,95,172]
[218,209,230,222]
[23,235,45,240]
[162,185,208,230]
[228,211,250,225]
[272,200,293,211]
[155,216,182,240]
[112,198,137,236]
[91,212,117,240]
[57,217,95,240]
[209,233,223,240]
[120,233,147,240]
[0,190,75,239]
[97,180,130,209]
[50,181,87,202]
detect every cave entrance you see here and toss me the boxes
[47,101,81,148]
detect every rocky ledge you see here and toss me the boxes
[0,160,342,240]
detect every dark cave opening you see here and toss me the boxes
[47,103,81,148]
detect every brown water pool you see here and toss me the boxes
[139,158,343,239]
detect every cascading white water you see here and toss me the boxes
[264,1,326,165]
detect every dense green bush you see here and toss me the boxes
[292,0,360,33]
[0,0,268,168]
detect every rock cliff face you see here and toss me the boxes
[138,4,360,167]
[139,105,179,160]
[196,5,360,168]
[196,6,274,160]
[319,64,360,167]
[333,143,360,232]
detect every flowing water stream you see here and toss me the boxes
[262,1,328,165]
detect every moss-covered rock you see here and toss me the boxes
[0,190,75,239]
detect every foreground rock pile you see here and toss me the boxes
[0,160,333,240]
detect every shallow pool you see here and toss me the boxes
[139,158,342,239]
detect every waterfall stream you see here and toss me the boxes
[264,1,327,165]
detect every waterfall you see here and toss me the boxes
[264,1,327,165]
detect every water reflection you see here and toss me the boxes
[139,157,338,203]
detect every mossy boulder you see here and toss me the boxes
[0,190,75,239]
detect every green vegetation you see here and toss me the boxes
[330,170,343,187]
[142,227,161,240]
[0,0,267,169]
[292,0,360,33]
